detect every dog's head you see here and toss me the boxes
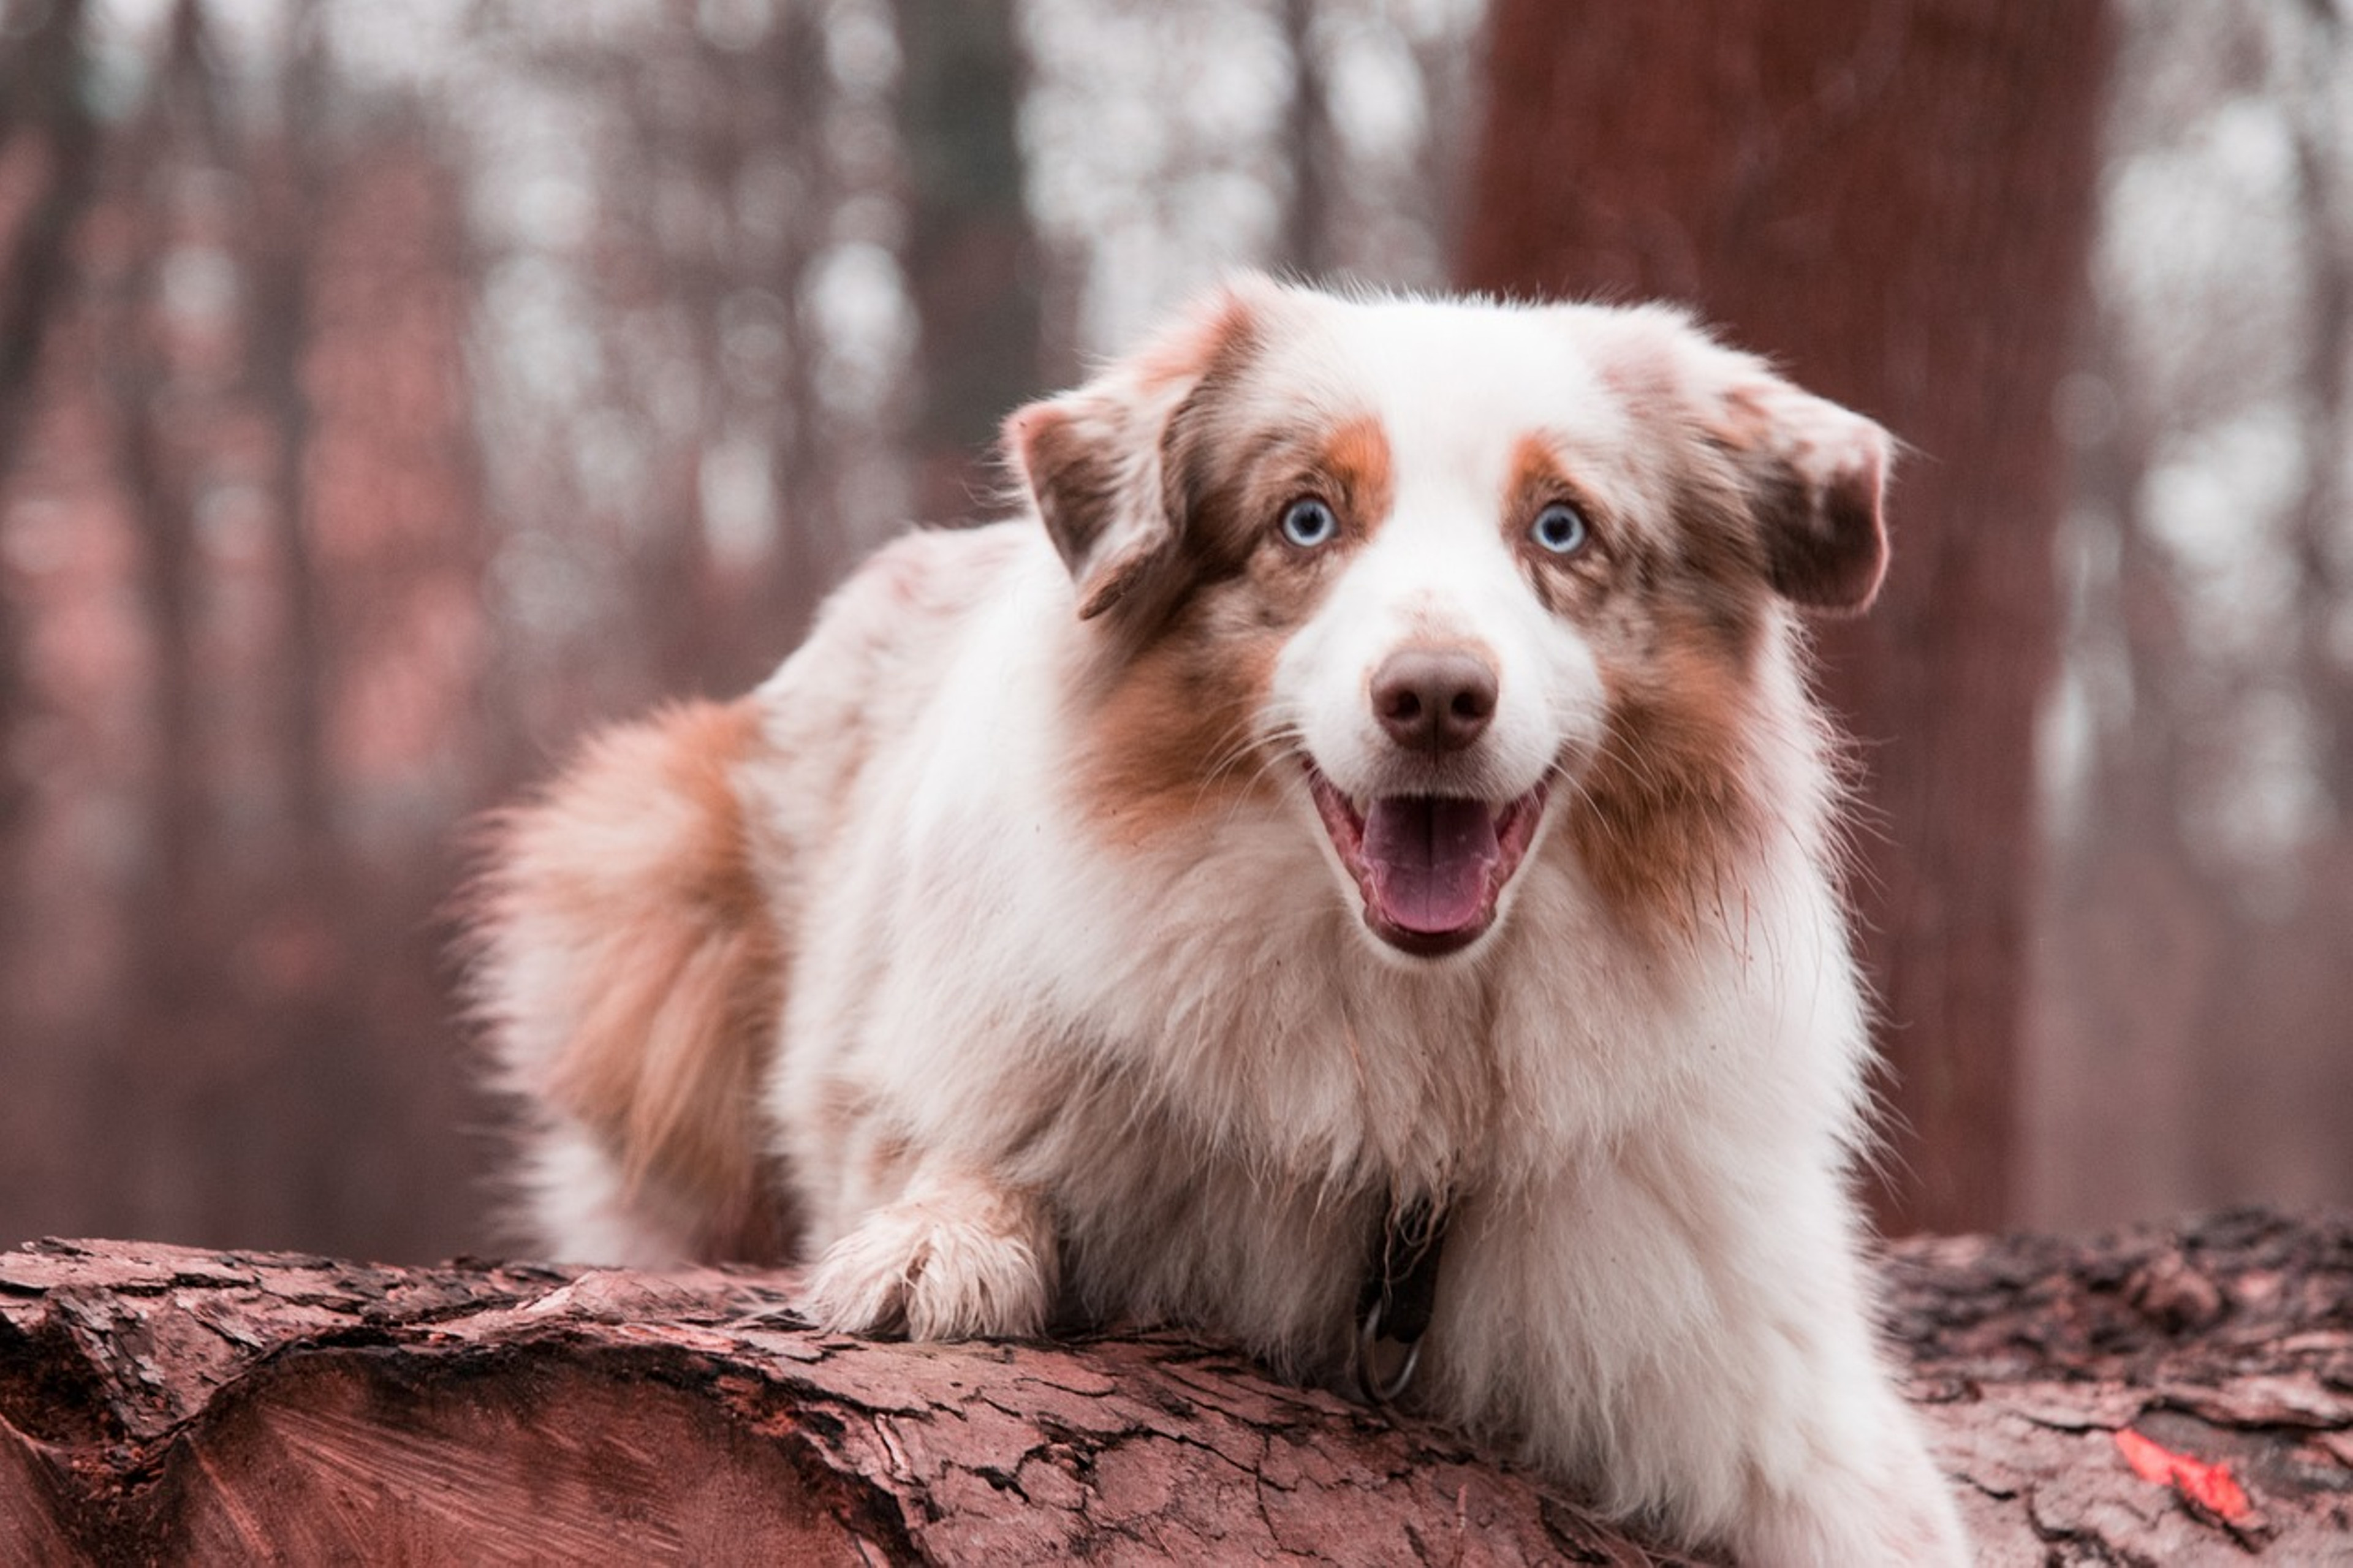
[1006,276,1889,959]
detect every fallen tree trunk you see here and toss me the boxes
[2,1211,2349,1564]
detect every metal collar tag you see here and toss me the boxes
[1354,1194,1447,1407]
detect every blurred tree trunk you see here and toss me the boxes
[249,11,335,889]
[2286,24,2353,815]
[1459,0,2113,1234]
[0,0,98,884]
[762,2,838,652]
[890,0,1042,525]
[2286,25,2353,1205]
[1279,0,1337,281]
[244,10,371,1249]
[89,0,226,1240]
[109,1,220,1006]
[2211,16,2353,1206]
[2039,306,2216,1225]
[0,0,97,474]
[640,37,730,697]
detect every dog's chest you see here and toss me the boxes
[1015,923,1688,1366]
[1020,1028,1420,1369]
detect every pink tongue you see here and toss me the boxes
[1361,797,1501,934]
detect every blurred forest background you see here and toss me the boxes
[0,0,2346,1262]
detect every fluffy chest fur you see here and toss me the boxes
[474,277,1969,1565]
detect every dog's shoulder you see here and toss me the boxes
[742,520,1053,805]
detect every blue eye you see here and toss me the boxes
[1279,497,1339,549]
[1531,501,1590,556]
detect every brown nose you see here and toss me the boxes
[1371,648,1499,753]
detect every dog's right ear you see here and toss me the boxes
[1004,281,1267,621]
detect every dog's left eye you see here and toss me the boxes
[1279,498,1339,549]
[1530,501,1590,556]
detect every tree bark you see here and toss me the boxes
[1458,1,2113,1236]
[4,1212,2349,1564]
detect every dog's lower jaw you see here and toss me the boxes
[800,1170,1058,1341]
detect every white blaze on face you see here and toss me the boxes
[1267,296,1622,956]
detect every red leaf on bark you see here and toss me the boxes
[2113,1426,2253,1523]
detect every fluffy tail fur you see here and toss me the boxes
[466,699,795,1263]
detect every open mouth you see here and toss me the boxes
[1306,765,1548,956]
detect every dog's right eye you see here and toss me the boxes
[1530,501,1591,556]
[1279,498,1339,549]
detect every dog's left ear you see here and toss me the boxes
[1004,279,1267,621]
[1711,369,1893,616]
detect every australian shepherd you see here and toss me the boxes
[469,276,1968,1564]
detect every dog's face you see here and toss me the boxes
[1009,278,1889,959]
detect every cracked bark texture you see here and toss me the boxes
[3,1211,2349,1565]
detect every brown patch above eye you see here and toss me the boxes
[1509,429,1767,661]
[1502,433,1617,607]
[1227,413,1396,548]
[1316,414,1393,532]
[1178,410,1396,574]
[1504,434,1593,540]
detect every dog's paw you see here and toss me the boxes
[1733,1399,1972,1568]
[801,1184,1054,1341]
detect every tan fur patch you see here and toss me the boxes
[1317,415,1395,534]
[1569,613,1764,939]
[1501,427,1778,937]
[1077,610,1286,849]
[1075,411,1394,846]
[487,699,794,1260]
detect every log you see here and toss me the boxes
[2,1211,2349,1564]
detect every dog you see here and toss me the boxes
[469,275,1968,1564]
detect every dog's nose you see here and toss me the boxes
[1371,648,1498,753]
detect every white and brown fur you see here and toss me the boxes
[469,276,1967,1565]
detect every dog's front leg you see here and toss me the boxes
[800,1161,1058,1341]
[1439,1164,1966,1566]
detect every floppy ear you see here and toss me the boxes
[1712,369,1893,616]
[1003,279,1267,621]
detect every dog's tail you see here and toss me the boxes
[464,698,796,1263]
